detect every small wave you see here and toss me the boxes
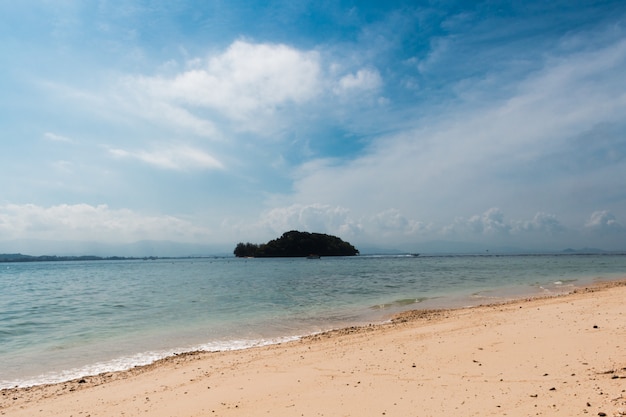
[370,297,428,310]
[0,336,301,390]
[471,291,501,300]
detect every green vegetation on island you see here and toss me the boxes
[234,230,359,258]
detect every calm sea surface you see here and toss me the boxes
[1,254,625,388]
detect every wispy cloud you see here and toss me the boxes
[109,145,223,171]
[282,31,626,229]
[51,160,74,174]
[334,68,382,95]
[0,203,211,243]
[43,132,74,143]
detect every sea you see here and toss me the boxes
[1,253,625,389]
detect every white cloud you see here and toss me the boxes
[245,204,431,246]
[369,209,429,236]
[334,68,382,95]
[109,145,223,171]
[115,83,221,139]
[113,41,390,141]
[435,209,576,250]
[444,208,511,237]
[259,203,362,238]
[514,212,565,234]
[43,132,74,143]
[0,203,211,243]
[585,210,623,233]
[243,205,575,250]
[133,40,322,132]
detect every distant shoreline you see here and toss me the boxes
[2,251,626,263]
[0,254,192,263]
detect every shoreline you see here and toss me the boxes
[0,275,596,390]
[0,273,592,391]
[2,278,625,416]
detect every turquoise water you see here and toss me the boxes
[1,254,625,388]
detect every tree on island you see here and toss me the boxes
[234,230,359,257]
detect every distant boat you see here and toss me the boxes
[306,254,321,259]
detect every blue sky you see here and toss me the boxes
[1,0,626,255]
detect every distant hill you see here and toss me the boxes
[0,253,140,262]
[234,230,359,258]
[0,239,233,258]
[562,247,608,254]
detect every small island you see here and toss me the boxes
[234,230,359,258]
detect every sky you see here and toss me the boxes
[1,0,626,255]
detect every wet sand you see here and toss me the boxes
[2,280,625,416]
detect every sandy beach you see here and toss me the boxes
[2,280,625,417]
